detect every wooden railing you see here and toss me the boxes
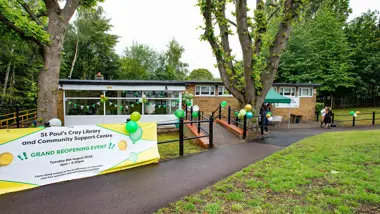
[0,109,37,129]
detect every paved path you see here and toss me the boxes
[1,126,379,214]
[0,143,281,214]
[201,123,244,147]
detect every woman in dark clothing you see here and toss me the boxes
[323,108,332,129]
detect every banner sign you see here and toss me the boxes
[274,97,300,108]
[0,123,159,195]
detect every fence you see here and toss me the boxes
[0,106,37,129]
[316,111,380,127]
[203,104,269,139]
[157,112,214,156]
[317,96,380,109]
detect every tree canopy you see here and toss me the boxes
[61,7,119,80]
[187,69,214,80]
[118,39,189,80]
[278,3,355,96]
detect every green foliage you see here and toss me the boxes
[118,42,159,80]
[118,39,189,80]
[0,0,49,45]
[345,11,380,97]
[187,68,214,80]
[278,4,354,96]
[315,102,324,113]
[0,24,40,105]
[61,7,120,80]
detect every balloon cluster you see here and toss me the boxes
[266,112,273,122]
[100,94,109,103]
[235,104,255,119]
[139,94,149,104]
[182,91,194,106]
[350,111,360,118]
[126,112,143,143]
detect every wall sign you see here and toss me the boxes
[275,97,300,108]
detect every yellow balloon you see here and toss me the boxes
[266,114,271,118]
[355,111,360,115]
[245,104,253,112]
[0,152,14,167]
[118,140,127,150]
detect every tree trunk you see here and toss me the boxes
[68,39,79,79]
[37,14,67,123]
[2,61,11,96]
[2,45,14,97]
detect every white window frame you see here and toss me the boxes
[279,87,296,97]
[298,87,313,97]
[218,86,233,96]
[65,90,181,116]
[195,85,215,96]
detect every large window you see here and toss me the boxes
[218,86,232,96]
[298,88,313,97]
[279,87,295,97]
[65,99,104,115]
[65,90,180,116]
[195,86,215,96]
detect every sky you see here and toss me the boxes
[100,0,380,78]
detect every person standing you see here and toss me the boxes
[320,107,327,128]
[324,108,332,129]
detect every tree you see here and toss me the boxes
[277,4,354,96]
[187,68,214,80]
[156,39,189,80]
[118,42,160,80]
[0,24,41,106]
[0,0,102,122]
[60,6,119,80]
[197,0,305,138]
[118,39,189,80]
[345,11,380,97]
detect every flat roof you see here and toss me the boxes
[59,79,186,86]
[59,79,320,88]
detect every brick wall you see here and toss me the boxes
[187,84,317,121]
[187,85,241,116]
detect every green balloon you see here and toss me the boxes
[130,127,143,142]
[234,111,239,117]
[268,112,272,116]
[175,109,185,118]
[349,111,355,115]
[186,99,192,106]
[192,111,199,118]
[104,97,108,101]
[130,111,141,122]
[129,152,138,163]
[221,101,227,107]
[175,119,180,128]
[126,121,139,133]
[100,99,104,103]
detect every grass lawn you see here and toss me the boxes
[157,130,380,214]
[333,107,380,126]
[157,132,206,160]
